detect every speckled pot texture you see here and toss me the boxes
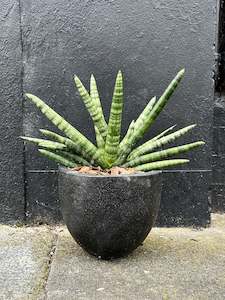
[59,168,162,259]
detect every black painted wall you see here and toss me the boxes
[0,0,219,225]
[212,0,225,212]
[0,0,24,223]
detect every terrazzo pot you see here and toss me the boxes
[59,167,162,259]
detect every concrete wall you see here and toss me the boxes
[0,0,217,225]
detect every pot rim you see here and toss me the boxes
[59,167,162,178]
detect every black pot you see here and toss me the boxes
[59,167,162,259]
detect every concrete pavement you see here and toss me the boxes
[0,214,225,299]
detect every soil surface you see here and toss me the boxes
[71,166,139,175]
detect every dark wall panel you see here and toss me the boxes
[20,0,215,225]
[211,0,225,212]
[157,171,210,227]
[25,171,61,224]
[0,0,24,223]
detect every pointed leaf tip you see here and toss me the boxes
[25,93,32,99]
[117,70,123,77]
[74,75,80,84]
[179,68,185,76]
[90,74,97,85]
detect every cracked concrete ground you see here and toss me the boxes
[0,214,224,300]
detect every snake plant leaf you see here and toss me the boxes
[135,159,189,171]
[133,96,156,132]
[25,93,98,162]
[56,150,91,166]
[119,120,135,151]
[40,128,85,155]
[20,136,66,150]
[133,69,185,142]
[39,129,66,144]
[117,97,156,158]
[149,124,177,142]
[128,124,196,160]
[21,136,47,144]
[90,74,108,138]
[24,70,204,171]
[38,149,76,168]
[74,75,107,138]
[118,69,185,163]
[104,70,123,164]
[123,141,204,167]
[119,97,156,155]
[94,126,105,148]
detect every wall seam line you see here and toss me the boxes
[18,0,27,223]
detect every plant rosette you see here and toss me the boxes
[21,68,204,259]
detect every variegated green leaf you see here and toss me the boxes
[133,96,156,132]
[39,149,76,168]
[128,124,196,160]
[74,75,107,138]
[25,93,98,162]
[90,74,107,138]
[119,120,135,151]
[56,150,91,166]
[135,159,189,171]
[94,126,105,148]
[40,129,85,155]
[133,69,185,141]
[104,70,123,164]
[118,69,185,163]
[39,129,66,144]
[24,69,204,172]
[20,136,66,150]
[149,124,177,142]
[124,141,204,167]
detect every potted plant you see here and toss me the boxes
[21,69,204,259]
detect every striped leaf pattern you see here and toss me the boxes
[90,75,108,138]
[149,124,177,142]
[118,69,185,162]
[133,69,185,142]
[104,71,123,164]
[56,150,91,166]
[119,120,135,151]
[123,141,204,167]
[40,128,84,154]
[39,129,66,144]
[133,96,156,133]
[39,149,76,168]
[135,159,189,171]
[128,124,196,160]
[117,97,156,161]
[25,93,98,161]
[22,69,204,171]
[21,136,66,150]
[94,126,105,148]
[74,75,107,138]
